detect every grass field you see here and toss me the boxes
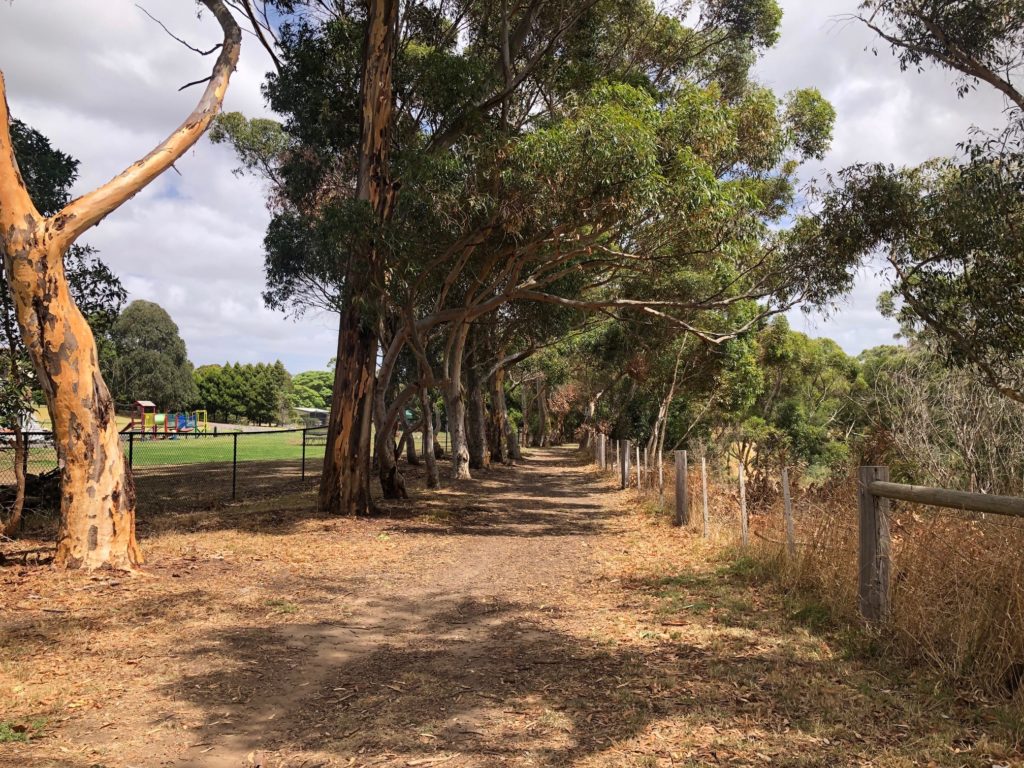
[129,430,321,467]
[3,429,454,477]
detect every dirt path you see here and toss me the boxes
[2,447,1019,767]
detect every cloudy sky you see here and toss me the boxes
[0,1,1009,371]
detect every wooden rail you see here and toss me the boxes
[867,480,1024,518]
[858,466,1024,624]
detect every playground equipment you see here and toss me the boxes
[121,401,208,438]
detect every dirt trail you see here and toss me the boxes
[2,447,1019,767]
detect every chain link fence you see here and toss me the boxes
[0,425,457,517]
[0,427,333,515]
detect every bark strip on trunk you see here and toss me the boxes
[320,312,378,514]
[319,0,400,515]
[0,2,239,569]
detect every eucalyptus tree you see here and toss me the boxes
[215,0,855,509]
[0,1,241,569]
[0,121,127,538]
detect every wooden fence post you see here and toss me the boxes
[782,467,796,557]
[858,465,891,624]
[674,450,689,526]
[701,456,709,538]
[598,434,606,470]
[620,439,630,489]
[658,445,665,501]
[636,444,641,490]
[739,462,748,546]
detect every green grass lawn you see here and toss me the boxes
[128,430,321,467]
[7,429,454,476]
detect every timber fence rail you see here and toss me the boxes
[589,431,1024,627]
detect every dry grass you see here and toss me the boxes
[622,451,1024,737]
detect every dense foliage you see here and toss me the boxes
[816,0,1024,402]
[103,301,198,411]
[194,361,292,424]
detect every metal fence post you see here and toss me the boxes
[858,465,891,624]
[301,428,306,480]
[128,431,134,470]
[232,432,238,500]
[674,450,688,526]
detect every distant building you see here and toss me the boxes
[293,407,329,428]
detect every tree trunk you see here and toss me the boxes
[0,2,239,569]
[377,431,407,499]
[5,241,141,567]
[466,349,489,471]
[443,323,472,480]
[372,367,408,500]
[318,0,399,514]
[433,404,445,458]
[579,398,597,451]
[536,379,550,447]
[445,380,471,480]
[320,311,378,514]
[403,415,420,465]
[504,405,522,462]
[522,386,534,447]
[420,387,440,488]
[1,428,26,538]
[487,365,508,465]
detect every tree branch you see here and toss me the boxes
[52,0,242,250]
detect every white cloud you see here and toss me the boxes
[757,0,1009,354]
[0,0,1009,372]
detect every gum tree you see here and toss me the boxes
[818,0,1024,403]
[0,1,241,569]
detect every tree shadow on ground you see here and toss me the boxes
[156,588,959,768]
[129,448,620,541]
[378,451,627,539]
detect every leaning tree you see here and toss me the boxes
[0,1,241,569]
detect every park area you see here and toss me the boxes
[3,448,1023,768]
[5,1,1024,767]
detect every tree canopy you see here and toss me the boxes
[103,301,198,411]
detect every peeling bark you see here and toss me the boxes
[0,2,239,569]
[319,0,399,515]
[320,313,377,514]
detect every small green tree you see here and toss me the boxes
[104,301,197,411]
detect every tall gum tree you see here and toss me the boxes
[318,0,401,516]
[0,0,240,569]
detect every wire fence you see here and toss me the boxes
[0,426,455,516]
